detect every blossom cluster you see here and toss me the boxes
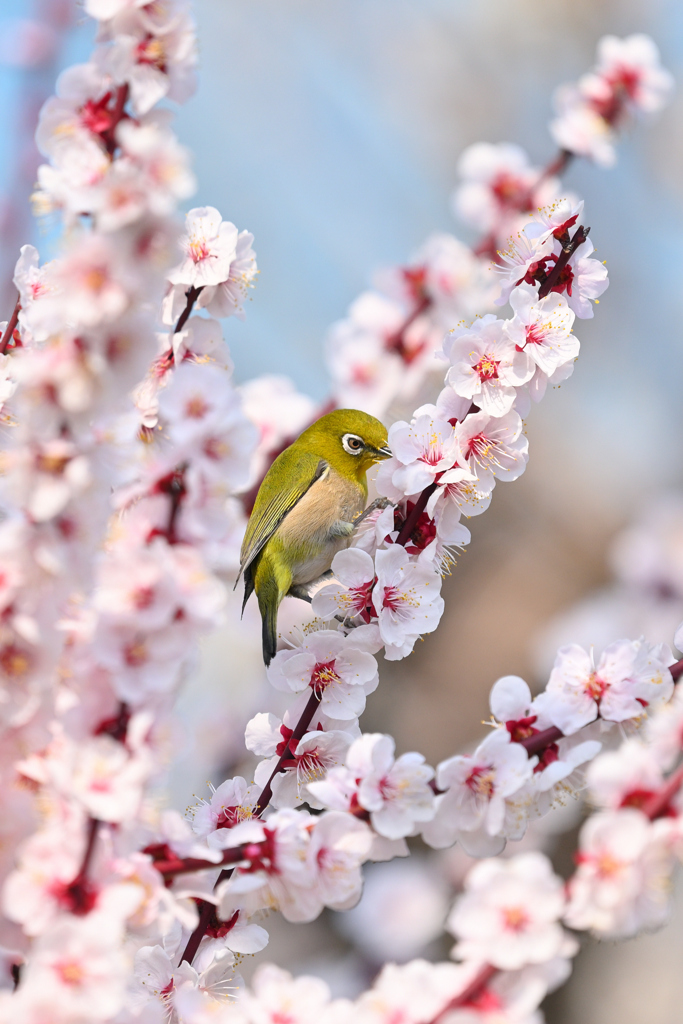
[550,34,673,168]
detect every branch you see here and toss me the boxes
[643,761,683,821]
[253,689,322,815]
[173,285,203,336]
[0,296,21,355]
[428,963,498,1023]
[519,726,564,757]
[537,224,589,300]
[102,83,130,156]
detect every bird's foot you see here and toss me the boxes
[352,497,395,528]
[287,570,334,604]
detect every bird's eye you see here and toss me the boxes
[342,433,364,455]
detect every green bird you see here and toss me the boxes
[238,409,392,665]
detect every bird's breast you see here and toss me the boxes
[276,468,365,585]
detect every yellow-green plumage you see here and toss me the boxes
[238,409,391,665]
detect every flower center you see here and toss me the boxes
[54,959,85,987]
[465,764,495,798]
[184,395,209,418]
[473,353,500,381]
[215,804,252,829]
[502,905,528,931]
[188,236,211,263]
[310,660,340,696]
[585,671,607,702]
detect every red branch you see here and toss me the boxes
[519,726,564,757]
[174,285,203,336]
[0,297,21,355]
[428,963,498,1023]
[102,83,130,155]
[537,224,589,300]
[254,690,322,815]
[643,762,683,821]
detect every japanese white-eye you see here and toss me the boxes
[238,409,392,665]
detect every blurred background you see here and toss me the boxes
[2,0,683,1020]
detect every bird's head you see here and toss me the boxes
[298,408,391,480]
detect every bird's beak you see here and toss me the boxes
[374,444,392,460]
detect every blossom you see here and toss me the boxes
[564,809,677,937]
[167,206,243,289]
[354,959,472,1024]
[549,36,673,167]
[422,729,535,854]
[453,409,528,488]
[505,285,579,377]
[189,776,259,840]
[387,413,460,495]
[330,733,436,839]
[236,964,331,1024]
[220,809,371,924]
[494,232,555,307]
[253,727,355,809]
[595,34,674,114]
[98,4,198,116]
[453,142,562,244]
[448,853,572,970]
[13,914,128,1021]
[489,674,601,804]
[326,291,406,417]
[372,545,445,659]
[444,315,534,416]
[534,639,675,734]
[311,548,377,623]
[586,739,665,812]
[267,630,379,720]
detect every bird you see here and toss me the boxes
[237,408,392,665]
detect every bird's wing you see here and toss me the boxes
[237,450,328,582]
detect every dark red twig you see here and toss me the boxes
[174,285,203,336]
[519,726,564,757]
[254,690,322,815]
[0,297,21,355]
[428,963,498,1023]
[102,83,130,155]
[643,762,683,821]
[537,224,589,300]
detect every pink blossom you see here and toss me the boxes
[189,776,259,841]
[422,729,535,853]
[454,409,528,488]
[444,315,534,416]
[565,810,677,937]
[534,639,674,734]
[453,142,563,245]
[310,548,376,623]
[505,285,579,376]
[387,413,460,495]
[343,733,436,839]
[168,206,242,289]
[267,630,379,720]
[586,740,665,812]
[237,963,331,1024]
[254,728,355,809]
[372,546,445,659]
[448,853,573,970]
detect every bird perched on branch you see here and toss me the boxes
[237,409,392,665]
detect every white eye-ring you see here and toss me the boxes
[342,433,364,455]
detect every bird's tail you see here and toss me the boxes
[257,575,280,667]
[261,598,278,666]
